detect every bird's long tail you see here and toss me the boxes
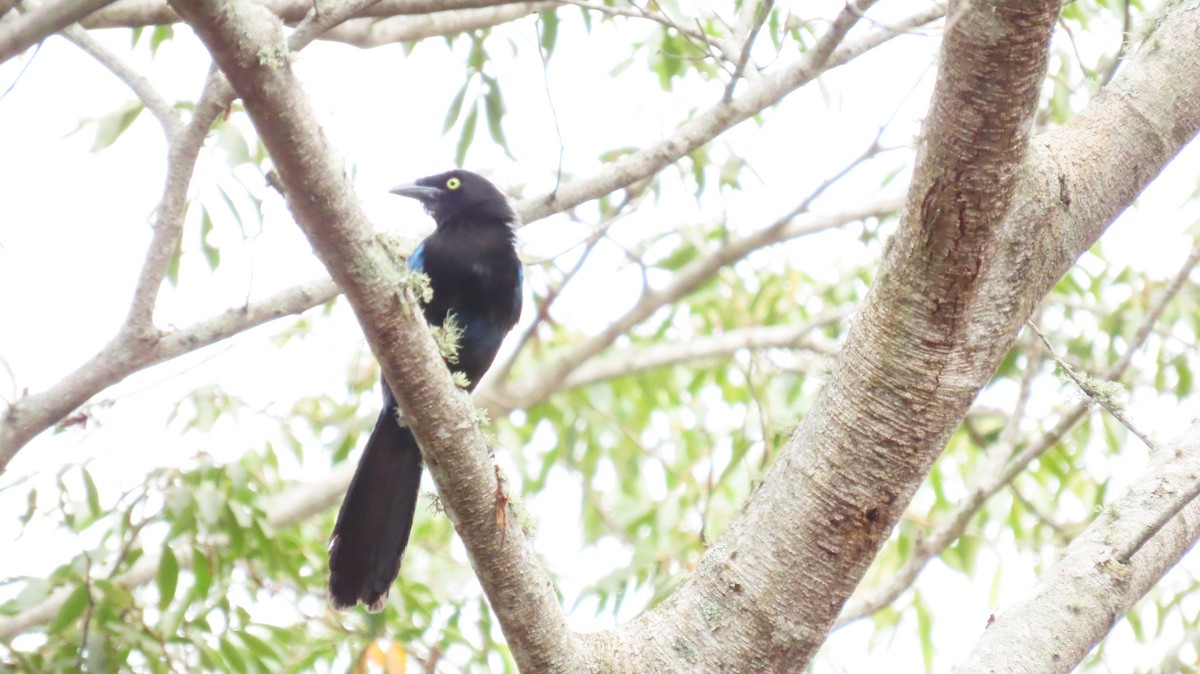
[328,405,423,612]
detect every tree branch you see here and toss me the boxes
[485,194,903,415]
[82,0,527,29]
[317,1,553,48]
[0,0,117,64]
[609,1,1064,669]
[60,23,181,135]
[560,312,844,392]
[0,278,339,466]
[514,0,911,223]
[838,195,1200,629]
[1027,320,1157,449]
[955,421,1200,673]
[0,1,941,468]
[0,0,388,470]
[164,0,587,670]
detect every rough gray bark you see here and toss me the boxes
[610,0,1200,670]
[956,422,1200,673]
[164,1,589,671]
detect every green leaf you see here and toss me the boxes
[455,104,478,168]
[91,103,144,153]
[1174,355,1192,399]
[191,544,213,600]
[482,75,512,156]
[468,33,487,71]
[200,206,220,270]
[156,545,179,610]
[238,630,279,662]
[217,183,248,236]
[914,593,934,674]
[539,10,559,57]
[81,467,101,520]
[220,636,249,674]
[217,121,251,166]
[149,24,174,56]
[443,77,471,134]
[166,212,184,286]
[49,584,89,635]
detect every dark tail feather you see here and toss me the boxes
[328,407,423,612]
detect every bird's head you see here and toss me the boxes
[390,170,516,227]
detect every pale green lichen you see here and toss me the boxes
[431,312,463,365]
[256,45,289,70]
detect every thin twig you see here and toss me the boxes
[1026,320,1157,450]
[1008,483,1074,543]
[484,193,641,389]
[535,13,564,194]
[838,240,1200,626]
[489,195,902,414]
[0,38,39,100]
[723,0,774,100]
[556,0,711,49]
[74,554,95,674]
[0,0,117,64]
[1113,466,1200,564]
[60,24,181,136]
[1100,0,1132,86]
[1056,17,1092,81]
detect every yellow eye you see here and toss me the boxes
[446,177,461,190]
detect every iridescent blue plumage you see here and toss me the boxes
[329,170,522,611]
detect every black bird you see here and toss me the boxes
[328,170,523,611]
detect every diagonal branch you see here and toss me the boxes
[486,194,903,415]
[613,1,1067,669]
[560,312,844,392]
[830,0,1200,633]
[513,0,923,223]
[0,278,339,466]
[0,0,385,470]
[82,0,528,29]
[837,236,1200,627]
[955,421,1200,673]
[722,0,773,100]
[0,0,117,64]
[1027,319,1157,449]
[0,1,942,467]
[60,24,181,135]
[164,0,584,670]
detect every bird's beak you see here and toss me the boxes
[390,182,440,204]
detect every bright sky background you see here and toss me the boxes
[2,1,1200,670]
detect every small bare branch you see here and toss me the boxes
[82,0,525,29]
[0,277,338,468]
[488,194,903,415]
[838,238,1200,626]
[957,422,1200,673]
[723,0,773,100]
[317,2,553,48]
[0,0,117,64]
[560,313,844,391]
[60,24,181,136]
[1027,320,1157,450]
